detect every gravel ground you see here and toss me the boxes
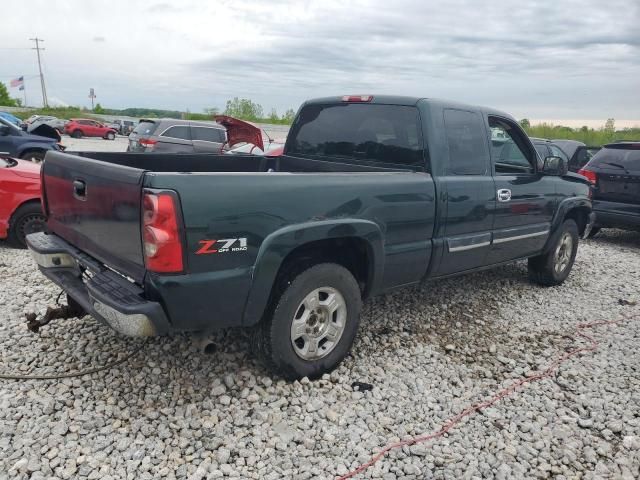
[61,135,129,152]
[1,230,639,480]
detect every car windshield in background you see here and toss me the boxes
[287,103,424,169]
[132,121,158,136]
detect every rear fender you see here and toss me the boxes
[242,219,384,325]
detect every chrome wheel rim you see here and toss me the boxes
[554,232,573,274]
[290,287,347,361]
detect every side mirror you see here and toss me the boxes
[0,125,11,136]
[542,156,568,176]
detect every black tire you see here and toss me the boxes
[251,263,362,380]
[20,150,46,163]
[71,130,82,138]
[528,219,579,286]
[106,132,115,140]
[8,202,46,248]
[587,227,601,239]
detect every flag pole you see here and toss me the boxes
[23,79,27,107]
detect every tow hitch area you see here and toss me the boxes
[25,297,86,333]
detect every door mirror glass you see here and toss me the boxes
[542,156,568,176]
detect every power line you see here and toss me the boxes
[29,37,48,107]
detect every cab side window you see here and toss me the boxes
[489,117,536,174]
[443,109,489,175]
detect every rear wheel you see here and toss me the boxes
[8,202,46,248]
[528,219,579,286]
[71,130,82,138]
[251,263,362,380]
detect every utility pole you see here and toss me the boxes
[30,37,48,107]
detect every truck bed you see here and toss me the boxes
[42,151,434,302]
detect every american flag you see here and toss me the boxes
[10,76,24,88]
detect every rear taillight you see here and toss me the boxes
[578,168,597,185]
[142,191,184,273]
[139,138,157,150]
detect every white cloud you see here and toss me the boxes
[0,0,638,121]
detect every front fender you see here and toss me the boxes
[542,196,592,252]
[241,219,384,325]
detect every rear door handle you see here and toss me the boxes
[497,189,511,202]
[73,179,87,200]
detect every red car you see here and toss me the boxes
[0,156,44,247]
[64,118,117,140]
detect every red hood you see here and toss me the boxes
[11,158,42,179]
[214,115,264,151]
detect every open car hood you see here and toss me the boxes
[214,115,264,151]
[29,124,61,142]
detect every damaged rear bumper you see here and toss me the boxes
[26,232,170,336]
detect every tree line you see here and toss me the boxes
[519,118,639,145]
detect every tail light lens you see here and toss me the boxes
[142,191,184,273]
[139,138,157,150]
[578,168,597,185]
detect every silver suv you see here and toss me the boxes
[127,119,227,153]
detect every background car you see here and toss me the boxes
[0,111,25,128]
[552,139,600,172]
[0,155,44,247]
[0,116,63,162]
[111,119,136,135]
[226,141,285,156]
[127,119,227,153]
[579,142,640,237]
[64,118,117,140]
[26,115,67,134]
[216,115,285,156]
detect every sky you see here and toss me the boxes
[1,0,638,126]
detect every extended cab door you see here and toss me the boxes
[433,108,495,276]
[487,116,555,264]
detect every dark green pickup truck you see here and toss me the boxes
[27,95,594,378]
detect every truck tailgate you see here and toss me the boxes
[42,151,146,283]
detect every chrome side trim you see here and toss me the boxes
[493,230,549,244]
[449,241,491,252]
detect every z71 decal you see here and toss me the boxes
[196,237,248,255]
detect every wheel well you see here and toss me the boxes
[9,198,42,226]
[271,237,373,301]
[19,148,46,159]
[565,207,590,236]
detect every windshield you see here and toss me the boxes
[287,103,425,169]
[0,156,17,168]
[0,116,21,132]
[589,145,640,172]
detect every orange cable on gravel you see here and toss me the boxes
[337,313,637,479]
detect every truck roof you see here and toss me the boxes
[302,95,515,121]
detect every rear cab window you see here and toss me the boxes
[287,103,425,170]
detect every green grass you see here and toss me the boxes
[523,123,640,146]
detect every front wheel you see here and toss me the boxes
[252,263,362,380]
[528,219,579,286]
